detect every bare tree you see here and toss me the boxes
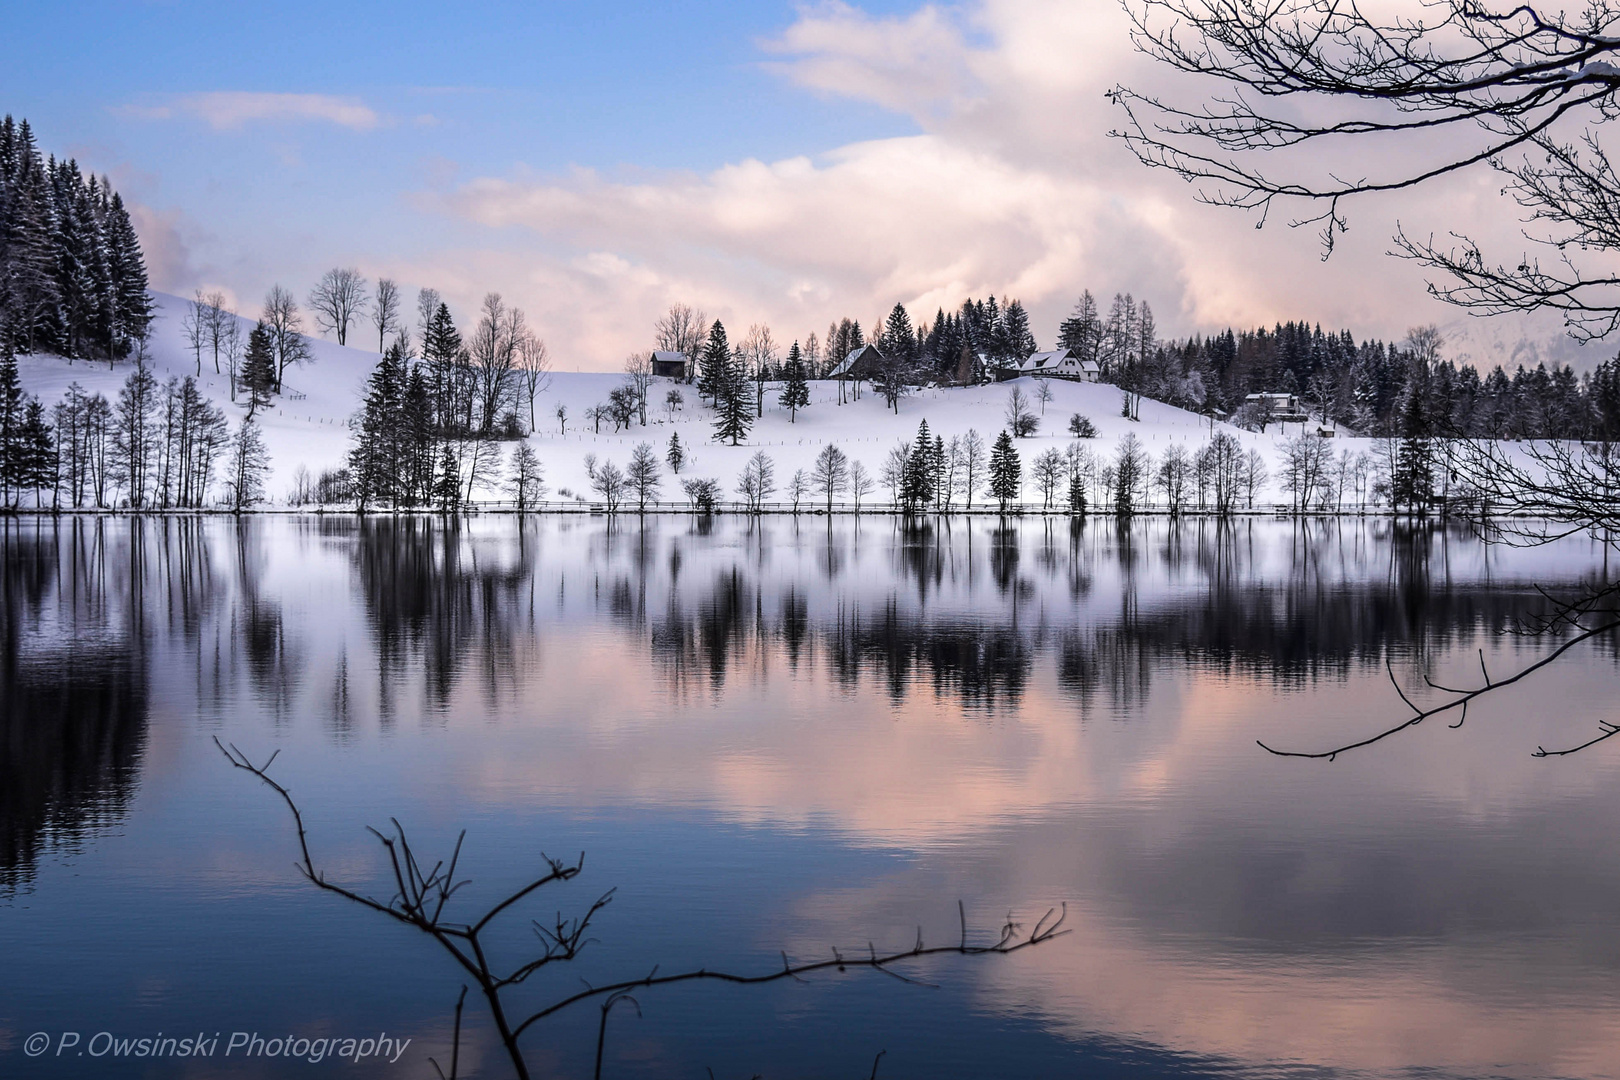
[736,450,776,512]
[218,742,1066,1080]
[591,460,626,514]
[626,442,662,512]
[959,429,987,510]
[812,443,850,512]
[739,323,778,418]
[654,303,707,382]
[262,285,313,392]
[849,460,874,513]
[1111,0,1620,334]
[623,353,652,426]
[518,333,552,432]
[1034,377,1054,415]
[1005,386,1038,437]
[371,278,402,354]
[417,287,442,337]
[201,291,236,376]
[308,268,368,346]
[467,293,522,433]
[182,291,206,375]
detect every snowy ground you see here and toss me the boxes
[15,292,1378,510]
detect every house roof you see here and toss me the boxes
[1021,349,1074,371]
[651,350,688,365]
[826,343,884,378]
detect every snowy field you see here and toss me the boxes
[14,292,1379,511]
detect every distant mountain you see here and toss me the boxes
[1437,310,1612,376]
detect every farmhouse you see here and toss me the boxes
[994,348,1101,382]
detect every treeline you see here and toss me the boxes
[0,116,152,360]
[0,352,271,511]
[1054,294,1620,440]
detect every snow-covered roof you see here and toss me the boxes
[1021,349,1073,371]
[826,343,884,378]
[651,350,688,364]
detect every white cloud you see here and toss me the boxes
[349,0,1584,371]
[124,92,380,131]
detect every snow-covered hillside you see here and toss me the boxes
[13,291,1364,509]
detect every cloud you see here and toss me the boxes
[123,92,379,131]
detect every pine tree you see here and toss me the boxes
[779,341,810,421]
[987,430,1021,513]
[712,328,752,446]
[900,419,934,512]
[697,321,730,407]
[19,397,57,507]
[242,321,277,414]
[351,343,406,510]
[0,352,24,506]
[1391,384,1434,514]
[666,431,686,474]
[434,443,462,513]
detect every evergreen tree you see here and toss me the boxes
[19,397,56,506]
[666,431,686,474]
[401,364,436,505]
[900,419,934,512]
[697,321,730,407]
[242,321,277,414]
[0,352,24,505]
[779,341,810,421]
[987,430,1021,512]
[351,343,406,510]
[1391,383,1435,514]
[711,327,752,446]
[434,443,462,512]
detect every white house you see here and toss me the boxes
[1015,348,1100,382]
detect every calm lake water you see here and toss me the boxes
[3,515,1619,1080]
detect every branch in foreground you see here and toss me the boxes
[1257,583,1620,760]
[216,738,1067,1079]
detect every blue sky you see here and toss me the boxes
[1,0,1541,367]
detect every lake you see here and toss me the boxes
[2,514,1618,1079]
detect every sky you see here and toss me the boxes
[2,0,1600,369]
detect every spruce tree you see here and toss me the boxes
[712,333,752,446]
[987,430,1022,513]
[434,443,462,513]
[666,431,686,474]
[242,321,277,415]
[351,344,406,510]
[697,320,730,407]
[1391,385,1434,514]
[779,341,810,421]
[900,419,934,511]
[0,353,26,507]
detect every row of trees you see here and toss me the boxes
[0,352,270,511]
[0,115,153,361]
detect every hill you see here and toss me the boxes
[12,292,1349,510]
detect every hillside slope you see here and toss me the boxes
[13,292,1341,509]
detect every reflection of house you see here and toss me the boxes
[1244,392,1309,423]
[650,350,690,379]
[824,343,886,381]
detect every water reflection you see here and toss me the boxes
[2,514,1618,1079]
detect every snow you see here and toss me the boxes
[13,291,1382,510]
